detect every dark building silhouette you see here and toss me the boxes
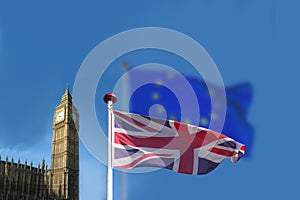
[0,87,79,200]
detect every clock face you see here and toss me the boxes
[55,110,65,122]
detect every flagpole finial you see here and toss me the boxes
[104,92,117,104]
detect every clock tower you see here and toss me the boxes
[50,86,79,200]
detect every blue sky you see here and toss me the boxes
[0,1,300,199]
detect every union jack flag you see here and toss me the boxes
[113,110,246,175]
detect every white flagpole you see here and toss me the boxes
[120,62,129,200]
[104,93,117,200]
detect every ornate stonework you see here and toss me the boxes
[0,87,79,200]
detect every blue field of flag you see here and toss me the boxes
[129,68,254,156]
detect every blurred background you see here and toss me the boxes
[0,1,299,199]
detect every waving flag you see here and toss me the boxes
[113,110,245,175]
[129,68,254,156]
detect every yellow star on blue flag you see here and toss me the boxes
[129,68,254,156]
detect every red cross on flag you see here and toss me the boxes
[113,110,245,175]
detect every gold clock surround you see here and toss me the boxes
[55,108,65,123]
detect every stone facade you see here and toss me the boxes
[0,87,79,200]
[0,157,50,200]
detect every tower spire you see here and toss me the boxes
[51,86,79,200]
[65,84,69,94]
[61,84,72,104]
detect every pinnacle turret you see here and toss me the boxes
[61,84,72,104]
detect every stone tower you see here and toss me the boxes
[50,86,79,200]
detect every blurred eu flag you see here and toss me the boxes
[129,68,254,156]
